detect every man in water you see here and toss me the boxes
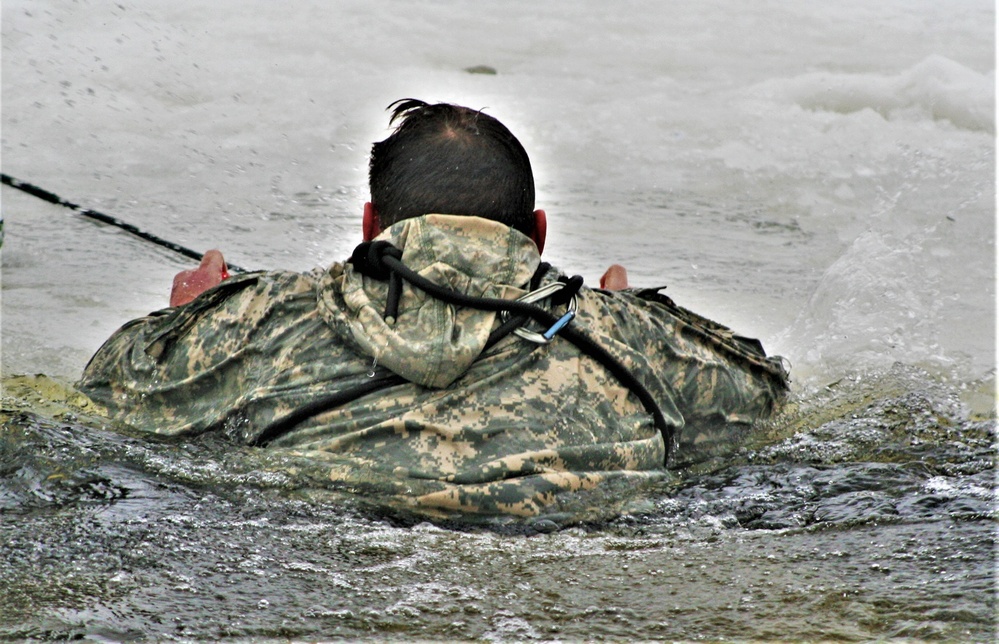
[79,99,788,518]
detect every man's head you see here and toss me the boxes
[366,99,544,248]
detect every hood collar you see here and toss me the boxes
[318,215,542,388]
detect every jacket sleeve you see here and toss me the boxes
[77,271,315,436]
[584,286,789,435]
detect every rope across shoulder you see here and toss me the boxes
[253,240,678,464]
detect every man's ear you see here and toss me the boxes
[530,209,547,254]
[363,202,381,241]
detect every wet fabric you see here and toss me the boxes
[78,215,789,517]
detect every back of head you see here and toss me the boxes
[369,99,536,236]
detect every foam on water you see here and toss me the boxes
[761,54,994,134]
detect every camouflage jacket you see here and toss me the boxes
[79,215,788,519]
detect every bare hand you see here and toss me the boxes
[599,264,629,290]
[170,250,230,307]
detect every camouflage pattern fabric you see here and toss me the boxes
[78,215,789,518]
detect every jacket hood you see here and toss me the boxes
[317,214,542,388]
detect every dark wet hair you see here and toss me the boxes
[369,99,536,235]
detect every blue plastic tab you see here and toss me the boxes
[542,310,576,341]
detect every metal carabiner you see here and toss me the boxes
[501,281,578,345]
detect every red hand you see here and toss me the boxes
[599,264,629,290]
[170,249,230,307]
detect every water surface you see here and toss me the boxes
[1,0,995,640]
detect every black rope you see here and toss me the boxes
[369,244,676,461]
[255,242,678,463]
[1,173,250,273]
[378,252,676,461]
[251,371,406,447]
[252,261,553,448]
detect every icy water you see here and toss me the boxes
[1,0,996,641]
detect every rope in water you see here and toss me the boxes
[1,173,250,273]
[3,174,676,462]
